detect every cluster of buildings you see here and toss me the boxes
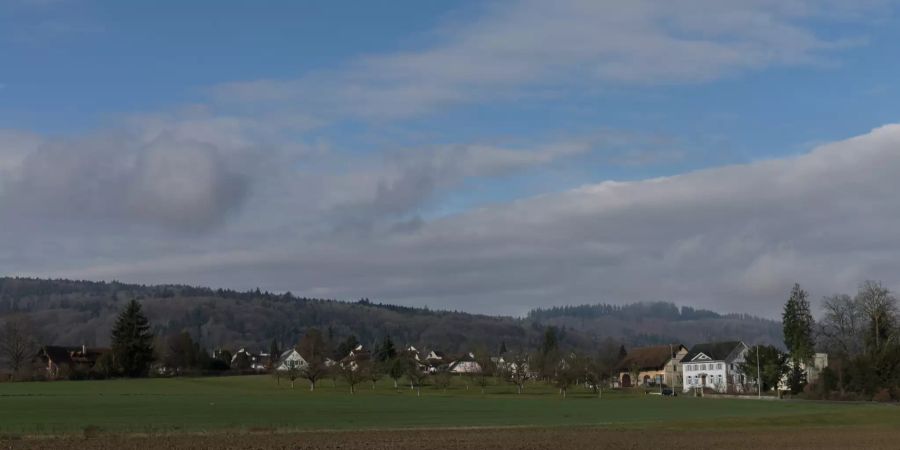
[274,345,483,374]
[30,339,827,395]
[614,340,828,393]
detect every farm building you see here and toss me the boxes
[616,344,687,388]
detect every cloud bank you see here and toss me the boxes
[4,124,899,317]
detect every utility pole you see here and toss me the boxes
[756,346,762,398]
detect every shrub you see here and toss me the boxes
[872,388,893,403]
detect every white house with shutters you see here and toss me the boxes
[680,341,749,393]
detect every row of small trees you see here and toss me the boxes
[273,326,624,398]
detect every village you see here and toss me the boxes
[32,337,828,398]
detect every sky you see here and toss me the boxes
[2,0,900,318]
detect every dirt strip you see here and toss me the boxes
[3,426,900,450]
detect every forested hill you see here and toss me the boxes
[527,302,782,348]
[0,277,782,352]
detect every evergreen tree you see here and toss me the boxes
[782,283,814,393]
[499,341,508,355]
[376,335,396,362]
[269,338,280,369]
[540,326,559,355]
[110,299,155,377]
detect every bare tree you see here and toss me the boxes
[297,329,330,391]
[474,352,496,394]
[282,359,304,389]
[367,359,384,390]
[405,361,428,397]
[574,353,605,399]
[339,351,372,394]
[856,281,898,352]
[554,354,578,398]
[432,371,452,392]
[820,294,864,393]
[506,351,530,394]
[0,315,40,379]
[388,357,406,390]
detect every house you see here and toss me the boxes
[231,348,270,371]
[448,353,482,374]
[424,350,447,373]
[404,346,422,361]
[38,345,109,378]
[340,345,371,371]
[275,348,308,372]
[680,341,749,393]
[616,344,687,388]
[777,353,829,391]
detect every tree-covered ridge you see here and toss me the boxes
[527,302,773,323]
[0,277,782,351]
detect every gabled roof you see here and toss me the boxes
[683,341,745,362]
[616,344,685,372]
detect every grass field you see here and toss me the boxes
[1,375,898,438]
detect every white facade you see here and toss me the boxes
[681,342,749,393]
[276,349,308,372]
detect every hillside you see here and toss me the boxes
[528,303,782,348]
[0,277,782,352]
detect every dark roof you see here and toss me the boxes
[40,345,109,367]
[41,346,74,366]
[683,341,744,362]
[616,344,684,372]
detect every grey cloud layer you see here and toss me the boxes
[0,118,260,231]
[11,125,900,317]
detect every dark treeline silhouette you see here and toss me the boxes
[528,301,771,322]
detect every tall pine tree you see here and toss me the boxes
[782,283,814,393]
[111,299,155,377]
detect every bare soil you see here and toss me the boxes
[3,426,900,450]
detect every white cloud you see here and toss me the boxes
[212,0,885,119]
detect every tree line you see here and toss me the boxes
[740,281,900,401]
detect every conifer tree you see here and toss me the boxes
[111,299,155,377]
[782,283,814,393]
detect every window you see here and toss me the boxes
[717,363,723,370]
[700,364,706,371]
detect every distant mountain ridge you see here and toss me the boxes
[0,277,782,352]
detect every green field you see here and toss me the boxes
[0,376,897,436]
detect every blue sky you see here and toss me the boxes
[2,1,900,316]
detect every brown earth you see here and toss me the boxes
[3,426,900,450]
